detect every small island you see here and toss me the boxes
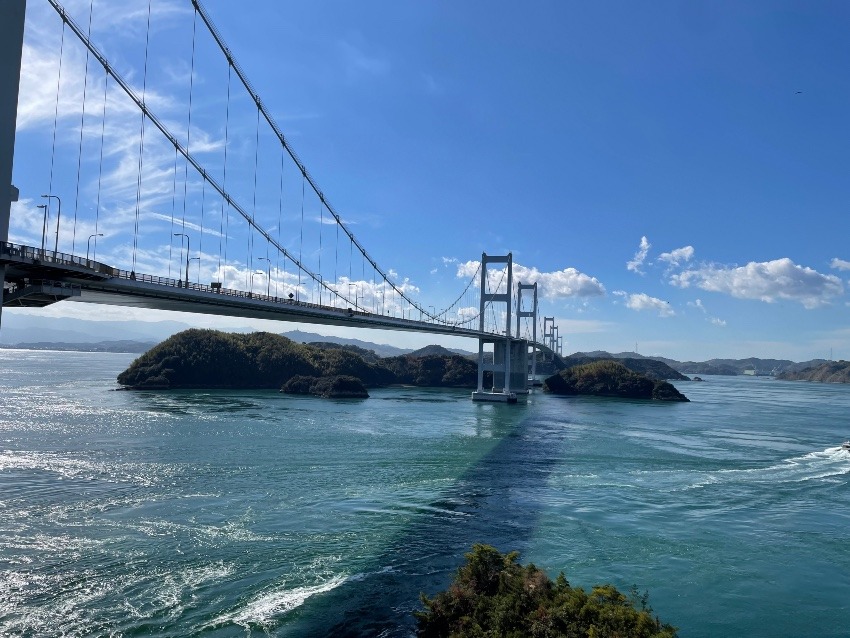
[544,360,689,401]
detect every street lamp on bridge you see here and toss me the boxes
[257,256,271,297]
[41,194,61,255]
[249,269,264,296]
[37,204,48,252]
[173,233,190,287]
[86,233,103,261]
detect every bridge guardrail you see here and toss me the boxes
[1,241,120,277]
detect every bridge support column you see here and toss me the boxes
[472,252,517,403]
[0,0,27,329]
[516,281,538,388]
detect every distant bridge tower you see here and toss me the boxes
[0,0,26,329]
[516,281,539,386]
[542,316,555,360]
[473,252,522,403]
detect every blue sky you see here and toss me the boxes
[7,0,850,361]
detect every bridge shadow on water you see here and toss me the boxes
[282,407,567,637]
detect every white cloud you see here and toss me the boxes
[671,258,844,309]
[830,258,850,271]
[626,236,651,274]
[455,260,605,299]
[687,298,706,313]
[658,245,694,267]
[710,317,727,326]
[615,291,675,317]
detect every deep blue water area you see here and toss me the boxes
[1,349,848,636]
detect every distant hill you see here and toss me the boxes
[563,354,688,381]
[282,331,475,358]
[407,344,457,358]
[281,330,411,358]
[0,340,155,353]
[776,361,850,383]
[569,350,827,377]
[0,314,192,345]
[572,350,681,369]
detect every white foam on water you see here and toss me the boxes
[676,446,850,491]
[0,449,172,486]
[207,572,362,630]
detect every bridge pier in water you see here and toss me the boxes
[516,281,540,388]
[0,0,27,329]
[472,252,526,403]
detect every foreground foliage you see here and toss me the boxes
[544,361,688,402]
[416,545,678,638]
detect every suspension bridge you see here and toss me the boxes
[0,0,564,401]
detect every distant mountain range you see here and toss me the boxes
[0,314,827,373]
[0,316,475,358]
[572,351,827,376]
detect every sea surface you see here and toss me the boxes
[1,349,848,636]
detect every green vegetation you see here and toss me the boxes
[544,361,688,401]
[776,360,850,383]
[562,356,687,382]
[381,354,484,388]
[415,544,677,638]
[280,374,369,398]
[117,329,393,390]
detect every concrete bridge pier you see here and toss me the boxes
[0,0,27,329]
[472,252,521,403]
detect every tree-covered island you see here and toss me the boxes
[544,360,689,401]
[117,329,485,395]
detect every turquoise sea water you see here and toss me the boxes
[1,349,848,636]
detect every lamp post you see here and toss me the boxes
[257,256,271,297]
[86,233,103,261]
[249,269,264,296]
[41,194,61,255]
[37,204,48,253]
[173,233,189,287]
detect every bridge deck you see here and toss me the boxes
[1,242,546,344]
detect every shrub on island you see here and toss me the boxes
[544,360,688,401]
[280,374,369,399]
[415,544,678,637]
